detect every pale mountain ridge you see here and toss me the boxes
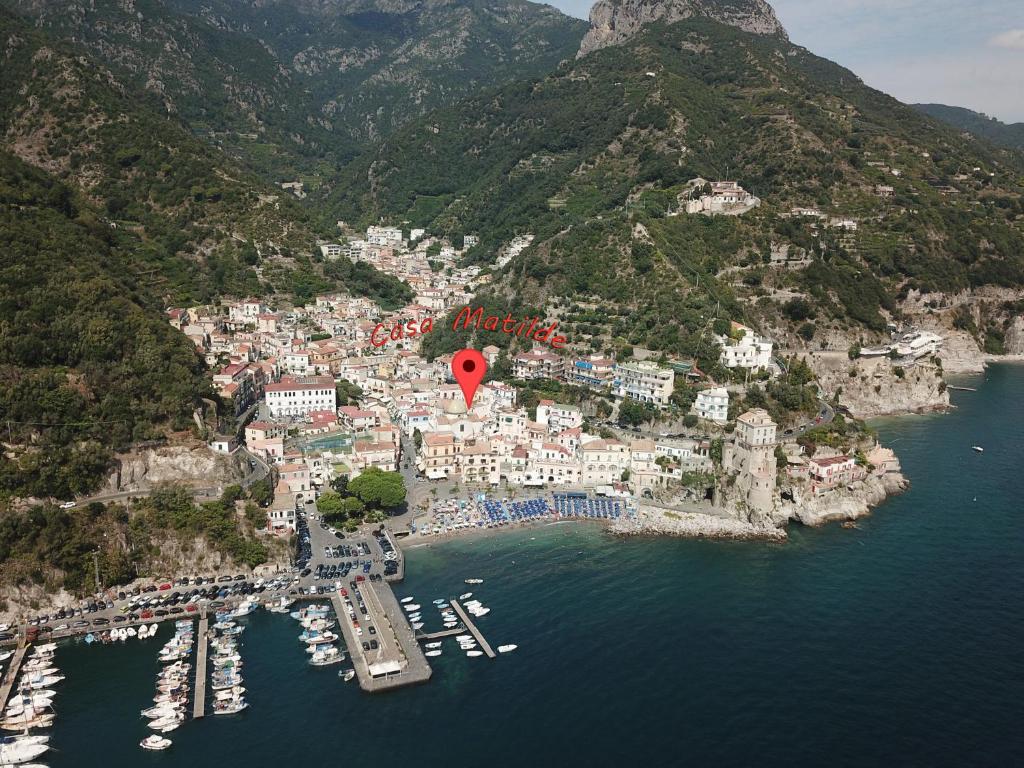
[578,0,786,56]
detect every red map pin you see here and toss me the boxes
[452,348,486,409]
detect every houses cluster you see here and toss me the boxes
[679,179,761,216]
[318,226,489,307]
[412,392,714,495]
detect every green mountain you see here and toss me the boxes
[0,7,411,307]
[335,17,1024,359]
[1,0,587,178]
[0,151,210,499]
[913,103,1024,151]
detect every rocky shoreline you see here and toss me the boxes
[610,470,909,541]
[612,507,788,540]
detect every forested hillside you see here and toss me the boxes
[0,7,410,307]
[1,0,587,179]
[0,152,209,499]
[338,19,1024,356]
[913,103,1024,151]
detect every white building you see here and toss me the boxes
[319,243,343,259]
[694,387,729,424]
[716,322,773,371]
[265,376,337,418]
[613,361,674,406]
[366,225,401,246]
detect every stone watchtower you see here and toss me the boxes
[730,408,778,517]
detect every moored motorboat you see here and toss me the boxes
[338,669,355,682]
[466,650,483,657]
[140,734,173,751]
[497,644,517,653]
[464,579,483,584]
[425,650,442,657]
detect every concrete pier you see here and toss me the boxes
[449,601,496,658]
[329,581,431,692]
[0,641,28,711]
[193,615,208,719]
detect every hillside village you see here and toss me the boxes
[169,220,918,538]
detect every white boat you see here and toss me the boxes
[400,597,414,604]
[469,607,491,617]
[455,635,472,642]
[466,650,483,657]
[464,600,481,608]
[464,579,483,584]
[149,717,183,733]
[0,735,49,747]
[459,592,472,600]
[432,599,446,606]
[424,650,442,657]
[972,446,984,452]
[339,669,355,682]
[126,626,137,637]
[29,644,56,656]
[497,644,518,653]
[149,623,159,635]
[403,604,421,612]
[425,642,442,649]
[309,648,343,667]
[18,674,64,690]
[0,651,14,663]
[213,699,249,715]
[411,622,424,630]
[137,625,150,639]
[142,704,184,719]
[140,735,173,751]
[0,740,48,764]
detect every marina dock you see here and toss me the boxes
[416,626,467,641]
[449,601,496,658]
[330,581,432,692]
[0,641,28,711]
[193,614,208,719]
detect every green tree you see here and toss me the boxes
[316,491,347,521]
[249,478,272,507]
[348,468,407,510]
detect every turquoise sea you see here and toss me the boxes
[44,365,1024,766]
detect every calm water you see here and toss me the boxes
[46,366,1024,767]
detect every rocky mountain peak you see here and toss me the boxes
[578,0,787,57]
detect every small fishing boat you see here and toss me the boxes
[400,597,414,604]
[425,642,442,649]
[432,599,447,606]
[411,622,424,630]
[140,735,173,751]
[497,644,517,653]
[424,650,442,657]
[972,446,984,452]
[459,592,472,600]
[455,635,472,642]
[339,669,356,682]
[469,607,490,617]
[466,650,483,657]
[464,579,483,584]
[403,604,421,612]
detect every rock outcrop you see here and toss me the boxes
[781,472,908,527]
[578,0,787,57]
[103,445,246,494]
[810,351,949,418]
[612,505,787,539]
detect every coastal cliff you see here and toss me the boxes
[810,351,949,418]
